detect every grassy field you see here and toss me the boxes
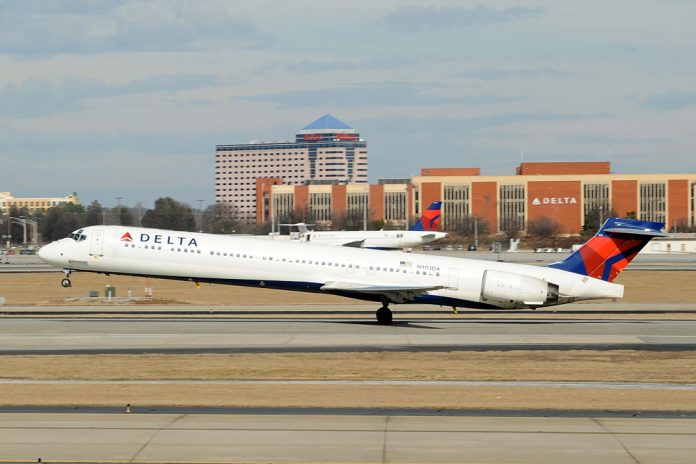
[1,351,696,411]
[1,269,695,306]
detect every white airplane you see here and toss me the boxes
[278,201,447,249]
[37,218,666,324]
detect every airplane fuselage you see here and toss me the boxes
[38,226,623,311]
[300,229,447,249]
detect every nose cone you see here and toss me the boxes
[37,242,62,266]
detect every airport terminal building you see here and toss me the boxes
[216,114,368,223]
[258,162,696,234]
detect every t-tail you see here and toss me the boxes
[548,218,668,282]
[411,201,442,231]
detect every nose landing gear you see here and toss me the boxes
[376,303,393,324]
[61,269,72,288]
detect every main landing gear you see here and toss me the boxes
[376,303,393,325]
[61,269,72,288]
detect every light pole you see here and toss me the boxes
[197,200,204,232]
[115,197,123,226]
[9,217,28,244]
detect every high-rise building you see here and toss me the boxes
[215,114,368,222]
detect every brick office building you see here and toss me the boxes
[412,162,696,234]
[260,162,696,234]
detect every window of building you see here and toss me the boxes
[640,182,666,222]
[443,184,470,231]
[499,184,525,233]
[309,192,332,222]
[384,191,407,224]
[347,192,369,223]
[583,182,610,225]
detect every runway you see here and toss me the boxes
[1,316,696,354]
[2,311,696,463]
[1,412,695,463]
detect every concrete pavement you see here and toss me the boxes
[1,317,695,354]
[1,412,696,463]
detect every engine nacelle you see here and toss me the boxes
[480,270,559,309]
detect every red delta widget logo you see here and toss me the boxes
[120,232,134,242]
[531,197,578,206]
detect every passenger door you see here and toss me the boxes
[90,230,104,256]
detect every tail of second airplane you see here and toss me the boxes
[548,218,668,282]
[411,201,442,231]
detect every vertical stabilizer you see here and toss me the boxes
[411,201,442,231]
[548,218,667,282]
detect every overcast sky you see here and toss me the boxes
[1,0,695,208]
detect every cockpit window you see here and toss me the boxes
[68,229,88,241]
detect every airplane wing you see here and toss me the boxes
[320,280,446,303]
[340,240,365,248]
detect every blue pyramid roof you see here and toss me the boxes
[302,114,352,131]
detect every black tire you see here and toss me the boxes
[376,306,393,324]
[61,278,72,288]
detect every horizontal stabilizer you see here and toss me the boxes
[603,227,670,237]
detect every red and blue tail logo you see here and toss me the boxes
[549,218,667,282]
[411,201,442,231]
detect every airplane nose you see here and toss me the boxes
[37,242,60,264]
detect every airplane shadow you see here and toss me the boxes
[332,320,441,330]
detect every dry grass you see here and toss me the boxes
[0,270,695,306]
[1,384,695,412]
[2,351,696,383]
[0,272,350,306]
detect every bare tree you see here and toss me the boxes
[527,216,561,238]
[201,203,241,234]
